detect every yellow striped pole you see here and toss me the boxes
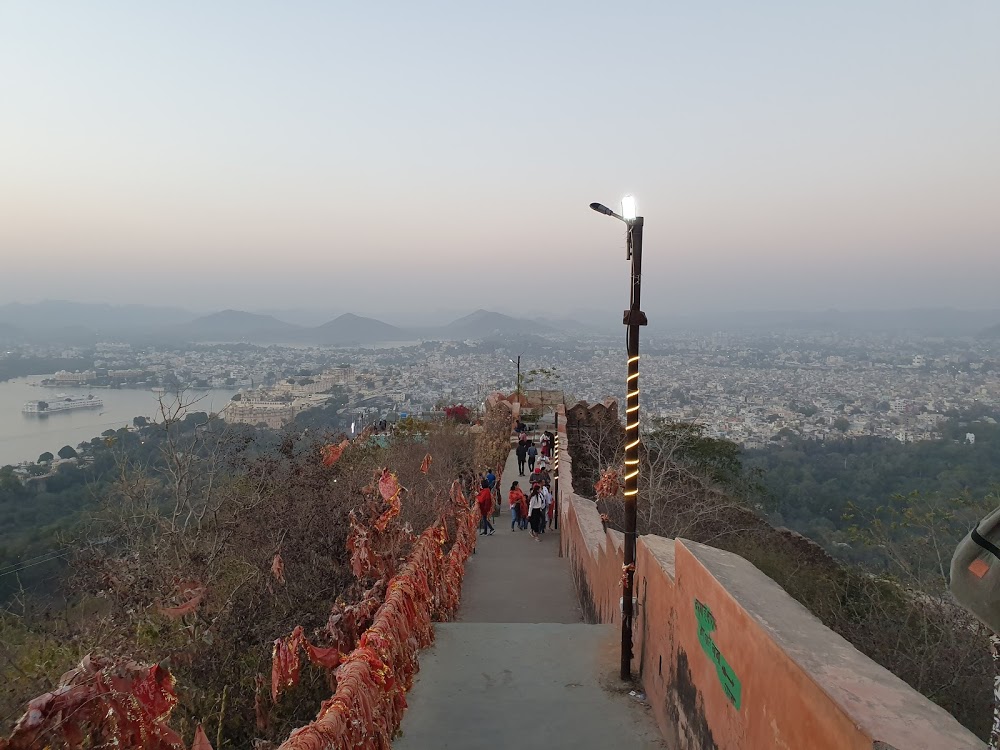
[620,214,646,680]
[590,199,647,680]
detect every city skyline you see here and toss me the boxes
[1,2,998,313]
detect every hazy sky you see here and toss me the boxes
[1,2,998,318]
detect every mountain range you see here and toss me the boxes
[169,308,555,345]
[2,300,999,346]
[0,301,559,345]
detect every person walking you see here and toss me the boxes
[515,441,528,476]
[485,468,497,512]
[527,484,545,540]
[476,480,495,535]
[527,442,537,473]
[542,482,554,529]
[536,482,549,534]
[545,430,556,456]
[509,481,527,531]
[536,464,550,487]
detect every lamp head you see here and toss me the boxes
[589,201,627,223]
[621,195,637,222]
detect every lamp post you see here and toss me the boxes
[553,410,559,533]
[509,355,522,399]
[590,195,646,681]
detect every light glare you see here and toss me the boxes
[621,195,637,221]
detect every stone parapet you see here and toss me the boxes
[554,404,982,750]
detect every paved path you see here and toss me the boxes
[394,446,665,749]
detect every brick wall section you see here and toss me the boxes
[555,404,983,750]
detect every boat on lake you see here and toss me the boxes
[23,394,104,415]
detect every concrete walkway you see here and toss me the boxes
[394,447,665,749]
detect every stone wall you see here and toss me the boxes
[554,405,983,750]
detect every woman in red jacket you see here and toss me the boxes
[476,480,495,535]
[508,481,528,531]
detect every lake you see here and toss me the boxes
[0,378,236,467]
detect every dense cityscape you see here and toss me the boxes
[5,326,999,447]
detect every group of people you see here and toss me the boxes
[466,423,558,539]
[507,478,552,539]
[513,423,555,475]
[510,424,556,538]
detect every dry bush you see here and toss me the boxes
[474,399,512,474]
[3,403,474,747]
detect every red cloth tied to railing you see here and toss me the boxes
[0,656,184,750]
[277,483,477,750]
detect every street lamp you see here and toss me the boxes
[590,195,647,681]
[509,355,522,399]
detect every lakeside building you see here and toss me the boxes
[268,366,354,398]
[224,394,297,429]
[223,391,331,429]
[41,370,97,386]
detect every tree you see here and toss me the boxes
[833,416,850,432]
[38,452,54,463]
[444,404,471,424]
[57,446,78,460]
[525,367,561,389]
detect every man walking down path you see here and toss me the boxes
[515,441,528,476]
[527,443,537,473]
[476,480,495,535]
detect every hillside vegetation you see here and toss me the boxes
[745,412,1000,568]
[1,399,477,748]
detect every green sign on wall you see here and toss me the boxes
[694,599,742,709]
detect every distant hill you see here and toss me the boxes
[311,313,406,345]
[0,300,195,335]
[440,309,552,339]
[168,310,304,343]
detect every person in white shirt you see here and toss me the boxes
[540,484,553,529]
[527,485,545,540]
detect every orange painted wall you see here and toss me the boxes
[555,407,982,750]
[659,542,873,749]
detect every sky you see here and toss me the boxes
[1,1,998,320]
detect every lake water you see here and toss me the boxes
[0,378,236,467]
